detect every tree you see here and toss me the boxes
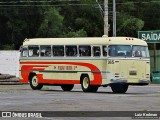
[62,0,103,37]
[114,1,144,37]
[0,0,160,49]
[1,0,44,49]
[142,2,160,30]
[117,13,144,37]
[64,29,87,37]
[36,7,63,38]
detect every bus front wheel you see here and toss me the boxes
[110,83,128,93]
[29,74,43,90]
[61,84,74,91]
[81,75,99,92]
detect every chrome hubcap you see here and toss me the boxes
[32,76,38,87]
[83,77,89,89]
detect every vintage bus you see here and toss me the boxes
[19,36,150,93]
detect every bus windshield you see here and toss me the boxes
[132,45,149,58]
[108,45,132,57]
[108,45,149,58]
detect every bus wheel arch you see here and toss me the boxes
[29,72,36,81]
[29,72,43,90]
[80,74,99,92]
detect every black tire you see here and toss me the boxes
[81,75,99,92]
[90,85,99,92]
[81,75,92,92]
[61,84,74,91]
[29,74,43,90]
[110,83,128,93]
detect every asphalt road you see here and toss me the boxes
[0,84,160,120]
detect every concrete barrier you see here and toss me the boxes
[0,51,20,77]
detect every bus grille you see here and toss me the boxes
[129,71,137,76]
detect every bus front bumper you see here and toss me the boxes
[110,78,150,84]
[110,78,127,83]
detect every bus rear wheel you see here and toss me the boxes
[81,75,99,92]
[61,84,74,91]
[110,83,128,93]
[29,74,43,90]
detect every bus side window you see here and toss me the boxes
[93,46,101,57]
[66,46,77,56]
[53,45,64,57]
[21,47,28,57]
[28,45,39,57]
[103,46,107,56]
[79,45,91,57]
[40,45,51,57]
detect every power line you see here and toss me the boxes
[0,0,80,4]
[0,0,160,5]
[0,4,86,7]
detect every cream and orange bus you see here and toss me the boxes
[19,36,150,93]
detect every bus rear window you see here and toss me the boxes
[108,45,132,57]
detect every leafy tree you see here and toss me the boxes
[0,0,160,49]
[117,13,144,37]
[36,7,63,38]
[0,15,9,46]
[115,1,144,37]
[62,0,103,37]
[64,29,87,37]
[142,2,160,30]
[0,44,15,50]
[2,0,44,49]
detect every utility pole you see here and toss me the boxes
[104,0,108,36]
[113,0,116,36]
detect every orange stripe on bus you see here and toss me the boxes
[20,62,102,85]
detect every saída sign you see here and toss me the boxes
[138,30,160,43]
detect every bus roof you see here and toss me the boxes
[22,37,148,46]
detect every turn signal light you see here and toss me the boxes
[146,74,150,78]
